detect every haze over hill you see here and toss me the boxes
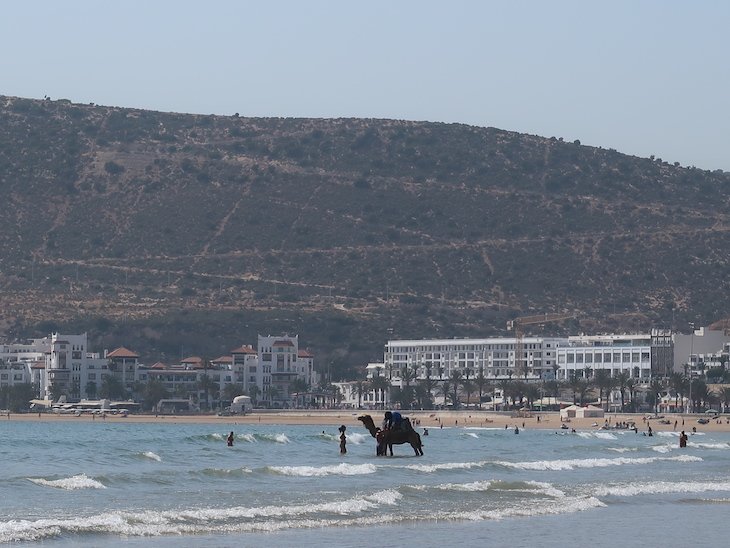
[1,95,728,377]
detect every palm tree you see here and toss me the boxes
[440,380,451,408]
[593,370,612,411]
[369,376,390,409]
[616,371,630,412]
[449,370,463,409]
[669,372,684,413]
[649,378,665,414]
[525,383,540,409]
[475,367,488,409]
[626,377,637,412]
[498,379,512,409]
[197,373,214,411]
[248,384,260,406]
[692,380,709,412]
[719,387,730,413]
[462,379,475,408]
[354,381,365,408]
[567,373,583,405]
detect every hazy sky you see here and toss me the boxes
[2,1,728,170]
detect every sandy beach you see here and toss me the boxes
[5,409,730,433]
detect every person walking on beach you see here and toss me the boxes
[227,432,234,447]
[338,425,347,454]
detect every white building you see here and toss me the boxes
[384,337,563,383]
[556,334,653,380]
[257,335,317,406]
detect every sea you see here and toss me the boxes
[2,416,730,547]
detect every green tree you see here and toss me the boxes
[475,367,489,409]
[223,383,242,402]
[616,371,630,412]
[143,379,170,412]
[449,370,463,409]
[85,381,98,400]
[369,376,390,408]
[593,370,614,411]
[248,384,260,406]
[649,378,665,414]
[99,376,127,400]
[462,379,475,408]
[197,373,214,411]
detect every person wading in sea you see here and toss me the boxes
[339,425,347,454]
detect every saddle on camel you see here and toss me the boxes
[357,413,424,456]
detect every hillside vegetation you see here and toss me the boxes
[1,95,728,377]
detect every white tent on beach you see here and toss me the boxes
[560,404,605,419]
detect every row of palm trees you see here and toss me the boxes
[356,366,730,413]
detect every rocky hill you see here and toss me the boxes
[1,95,728,377]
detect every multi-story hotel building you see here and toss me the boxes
[556,334,652,380]
[384,337,564,383]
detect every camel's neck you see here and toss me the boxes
[360,418,378,438]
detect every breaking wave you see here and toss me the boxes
[27,474,106,490]
[267,463,378,477]
[495,454,702,471]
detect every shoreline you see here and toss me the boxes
[3,409,728,433]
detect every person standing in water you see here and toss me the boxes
[227,432,234,447]
[338,425,347,454]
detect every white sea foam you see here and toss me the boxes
[448,495,605,521]
[2,487,604,543]
[239,433,257,443]
[27,474,106,490]
[524,480,567,499]
[345,432,368,444]
[433,480,493,492]
[268,463,377,477]
[496,454,702,471]
[403,460,487,473]
[688,441,730,449]
[0,488,407,542]
[607,447,637,453]
[464,432,479,439]
[577,431,617,440]
[364,489,402,505]
[591,480,730,498]
[260,433,290,443]
[211,433,224,440]
[142,451,162,461]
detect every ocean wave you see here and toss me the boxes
[142,451,162,461]
[607,447,637,453]
[0,490,404,542]
[402,460,488,473]
[449,495,605,521]
[591,480,730,498]
[495,454,702,471]
[267,463,377,476]
[345,432,369,444]
[0,488,604,542]
[463,432,479,439]
[198,467,253,477]
[27,474,106,490]
[688,441,730,449]
[258,433,290,443]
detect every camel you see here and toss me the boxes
[357,414,424,456]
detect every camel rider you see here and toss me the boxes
[383,411,403,431]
